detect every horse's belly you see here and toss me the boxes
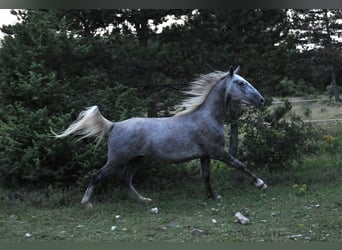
[145,134,202,163]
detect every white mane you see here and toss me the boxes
[174,71,228,116]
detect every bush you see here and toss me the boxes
[238,100,317,172]
[0,86,147,188]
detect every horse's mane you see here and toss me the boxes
[174,71,228,116]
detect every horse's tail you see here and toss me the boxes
[52,105,113,143]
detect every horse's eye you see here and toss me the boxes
[239,81,245,86]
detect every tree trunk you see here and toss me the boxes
[331,65,340,101]
[228,106,239,157]
[145,85,158,117]
[229,122,238,157]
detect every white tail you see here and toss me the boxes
[52,106,113,143]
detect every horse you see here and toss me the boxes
[53,66,267,206]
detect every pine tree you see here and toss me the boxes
[292,9,342,100]
[0,10,120,186]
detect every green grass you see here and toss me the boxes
[1,160,342,242]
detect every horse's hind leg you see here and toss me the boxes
[81,161,118,205]
[200,157,221,200]
[123,157,152,203]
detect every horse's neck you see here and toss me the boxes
[195,80,227,124]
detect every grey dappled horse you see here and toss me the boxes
[54,66,267,206]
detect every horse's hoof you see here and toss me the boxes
[208,194,222,201]
[260,183,267,190]
[214,194,223,201]
[84,202,93,209]
[139,197,152,203]
[255,178,267,190]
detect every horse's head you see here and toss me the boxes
[224,66,264,108]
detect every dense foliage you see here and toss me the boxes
[0,9,340,188]
[239,101,316,172]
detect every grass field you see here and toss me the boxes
[1,165,341,242]
[272,96,342,121]
[1,98,342,242]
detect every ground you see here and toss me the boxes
[1,161,341,242]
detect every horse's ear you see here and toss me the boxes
[229,66,234,76]
[234,66,240,74]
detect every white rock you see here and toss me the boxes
[305,204,321,209]
[151,207,159,214]
[10,214,17,219]
[234,212,250,225]
[25,233,32,238]
[111,226,117,231]
[290,234,303,240]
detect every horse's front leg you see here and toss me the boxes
[200,157,221,200]
[214,150,267,190]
